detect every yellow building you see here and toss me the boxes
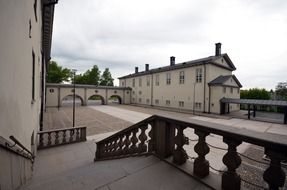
[0,1,57,189]
[119,43,242,114]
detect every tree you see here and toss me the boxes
[47,61,72,83]
[275,82,287,100]
[74,65,101,85]
[240,88,271,100]
[100,68,114,86]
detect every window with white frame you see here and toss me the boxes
[223,87,226,93]
[139,77,142,87]
[179,71,184,84]
[155,99,159,104]
[166,73,171,85]
[139,98,142,103]
[179,101,184,107]
[195,102,202,109]
[132,78,135,87]
[146,76,150,86]
[146,99,150,104]
[155,74,159,86]
[121,81,125,87]
[196,68,202,83]
[166,100,170,106]
[237,88,240,94]
[230,87,233,93]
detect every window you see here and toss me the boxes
[166,73,171,85]
[29,20,32,38]
[196,68,202,83]
[121,81,125,87]
[230,87,233,93]
[132,91,135,95]
[237,88,240,94]
[139,77,142,87]
[49,89,54,93]
[132,78,135,87]
[32,50,35,101]
[146,76,150,86]
[179,71,184,84]
[132,98,135,102]
[139,98,142,103]
[223,87,226,93]
[155,74,159,86]
[195,102,202,109]
[126,91,129,94]
[155,99,159,105]
[166,100,170,106]
[179,101,184,107]
[146,99,150,104]
[34,0,38,22]
[139,91,142,95]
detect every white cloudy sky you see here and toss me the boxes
[51,0,287,89]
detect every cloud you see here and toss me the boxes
[51,0,287,88]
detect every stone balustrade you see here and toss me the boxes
[95,115,287,189]
[38,126,86,149]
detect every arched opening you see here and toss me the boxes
[87,95,105,105]
[61,94,84,107]
[108,95,122,104]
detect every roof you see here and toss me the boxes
[46,83,132,90]
[221,98,287,107]
[118,53,236,79]
[209,75,242,88]
[42,0,58,63]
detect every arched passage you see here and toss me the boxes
[87,95,105,105]
[108,95,122,104]
[61,94,84,107]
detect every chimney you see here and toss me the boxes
[135,67,138,73]
[215,43,221,56]
[145,64,149,71]
[170,56,175,66]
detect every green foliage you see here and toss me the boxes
[240,88,271,100]
[47,61,72,83]
[100,68,114,86]
[74,65,101,85]
[275,82,287,100]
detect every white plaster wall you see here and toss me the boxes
[46,87,59,107]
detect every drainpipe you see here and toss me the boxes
[151,74,154,106]
[208,85,211,113]
[203,64,206,113]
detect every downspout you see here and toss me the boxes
[208,85,211,113]
[203,64,207,113]
[151,74,153,106]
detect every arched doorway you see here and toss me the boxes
[87,95,105,105]
[108,95,122,104]
[61,94,84,106]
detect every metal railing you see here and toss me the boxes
[0,135,34,163]
[95,115,287,190]
[38,126,87,149]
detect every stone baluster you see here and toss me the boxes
[39,133,44,148]
[80,127,86,141]
[47,132,52,146]
[263,149,286,190]
[69,129,74,142]
[222,137,242,190]
[193,130,210,178]
[62,130,67,143]
[148,123,155,153]
[55,131,59,145]
[130,128,139,154]
[138,125,148,153]
[116,136,123,156]
[173,125,188,165]
[123,132,131,155]
[76,128,80,141]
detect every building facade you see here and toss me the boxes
[119,43,242,114]
[0,1,56,189]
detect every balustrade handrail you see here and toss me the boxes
[0,135,34,162]
[38,125,86,134]
[97,115,287,152]
[95,114,287,189]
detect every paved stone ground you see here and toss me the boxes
[44,105,287,189]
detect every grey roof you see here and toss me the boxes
[221,98,287,107]
[209,75,242,88]
[118,53,236,79]
[46,83,131,90]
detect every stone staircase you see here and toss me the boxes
[20,139,210,190]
